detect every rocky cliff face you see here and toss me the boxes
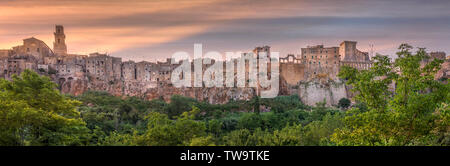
[60,79,88,96]
[58,60,449,106]
[279,78,348,106]
[144,86,256,104]
[59,77,257,104]
[436,61,450,81]
[297,80,347,106]
[57,69,349,106]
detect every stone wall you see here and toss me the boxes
[297,80,347,106]
[8,25,450,107]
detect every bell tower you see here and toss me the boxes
[53,25,67,56]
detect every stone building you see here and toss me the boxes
[300,45,340,65]
[136,61,154,82]
[156,58,177,84]
[5,55,38,78]
[339,41,372,70]
[299,45,341,80]
[0,25,447,106]
[56,55,87,80]
[279,41,371,105]
[121,60,137,81]
[53,25,67,56]
[86,52,121,82]
[11,37,54,63]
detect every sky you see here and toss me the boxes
[0,0,449,62]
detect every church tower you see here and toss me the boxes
[53,25,67,56]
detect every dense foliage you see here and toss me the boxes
[0,44,448,146]
[0,70,88,145]
[333,44,449,145]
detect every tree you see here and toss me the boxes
[264,95,307,113]
[189,135,216,146]
[332,44,450,145]
[248,96,261,114]
[138,106,206,146]
[223,129,253,146]
[0,70,88,145]
[74,91,149,134]
[237,113,263,131]
[165,95,197,119]
[338,98,351,109]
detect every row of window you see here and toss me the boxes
[309,61,338,65]
[26,48,40,52]
[87,60,104,65]
[303,50,338,54]
[304,55,339,59]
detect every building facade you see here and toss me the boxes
[0,25,447,106]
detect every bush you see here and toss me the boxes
[338,98,351,109]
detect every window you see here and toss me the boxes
[37,48,40,52]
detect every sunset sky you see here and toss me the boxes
[0,0,449,61]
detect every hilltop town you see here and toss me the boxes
[0,25,448,106]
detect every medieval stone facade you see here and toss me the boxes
[0,25,447,106]
[279,42,371,105]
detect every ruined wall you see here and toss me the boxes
[144,86,256,104]
[280,62,305,85]
[279,68,347,106]
[297,80,347,106]
[279,53,347,106]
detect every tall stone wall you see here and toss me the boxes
[280,62,305,85]
[297,80,347,106]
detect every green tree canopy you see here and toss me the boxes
[332,44,450,146]
[0,70,88,145]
